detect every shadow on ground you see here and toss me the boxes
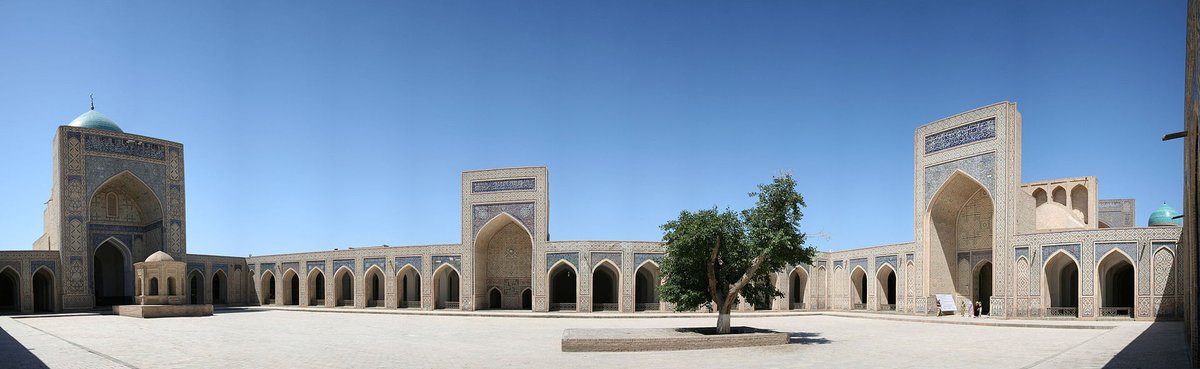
[1105,321,1188,368]
[0,324,48,369]
[787,332,831,345]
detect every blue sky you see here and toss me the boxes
[0,1,1185,255]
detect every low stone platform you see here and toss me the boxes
[561,326,789,352]
[113,304,213,318]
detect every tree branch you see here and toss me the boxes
[723,252,768,310]
[707,236,721,308]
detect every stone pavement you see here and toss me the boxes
[0,310,1189,368]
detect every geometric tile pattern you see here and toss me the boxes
[472,178,535,193]
[924,118,995,154]
[394,257,421,273]
[546,252,578,272]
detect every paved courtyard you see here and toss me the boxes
[0,310,1188,369]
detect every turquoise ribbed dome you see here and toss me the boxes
[67,110,123,133]
[1148,203,1182,227]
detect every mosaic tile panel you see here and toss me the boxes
[849,258,868,273]
[924,118,995,154]
[394,257,421,272]
[432,255,461,272]
[905,253,913,262]
[1094,242,1137,262]
[923,153,996,202]
[472,178,535,193]
[472,202,535,237]
[546,252,579,272]
[875,255,898,271]
[1041,244,1080,262]
[363,258,386,272]
[260,263,276,276]
[84,134,166,160]
[282,262,300,274]
[187,262,205,273]
[306,261,325,273]
[211,263,228,274]
[30,260,56,273]
[833,260,843,269]
[591,252,622,268]
[634,253,664,268]
[84,156,167,213]
[332,259,356,274]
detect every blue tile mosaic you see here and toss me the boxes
[363,258,386,272]
[260,263,276,276]
[1152,242,1177,252]
[211,263,228,274]
[187,262,205,274]
[832,260,843,269]
[394,257,421,272]
[84,134,166,160]
[546,252,579,272]
[306,261,325,273]
[472,178,535,193]
[924,153,996,202]
[332,259,356,274]
[591,252,622,268]
[1042,244,1081,262]
[905,253,914,263]
[432,255,461,272]
[84,156,167,213]
[472,202,535,238]
[634,253,664,268]
[924,118,996,154]
[875,255,898,271]
[282,262,300,274]
[1014,247,1029,261]
[1095,242,1137,262]
[30,260,56,273]
[849,258,868,272]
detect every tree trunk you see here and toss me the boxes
[716,305,732,334]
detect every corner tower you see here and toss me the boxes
[913,102,1021,316]
[41,109,187,310]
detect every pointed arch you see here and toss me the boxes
[474,212,533,311]
[260,270,276,305]
[876,264,896,311]
[591,260,620,312]
[926,169,993,299]
[0,267,17,313]
[789,266,809,310]
[307,269,326,307]
[211,269,228,304]
[1070,185,1089,224]
[488,287,502,309]
[1032,187,1048,207]
[433,263,461,310]
[188,269,204,305]
[1051,186,1067,206]
[333,266,355,307]
[281,269,300,306]
[972,260,993,315]
[32,266,55,313]
[396,264,421,308]
[89,170,165,218]
[1043,250,1080,317]
[635,260,662,311]
[364,265,385,307]
[850,265,868,310]
[1096,248,1135,317]
[94,237,133,306]
[547,260,578,311]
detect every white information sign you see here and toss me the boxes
[935,294,957,313]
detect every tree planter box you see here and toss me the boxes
[561,327,789,352]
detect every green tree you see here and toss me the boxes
[659,173,814,334]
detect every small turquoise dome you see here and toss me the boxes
[67,110,123,133]
[1148,203,1182,227]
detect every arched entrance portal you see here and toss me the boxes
[33,268,55,312]
[927,171,993,302]
[474,214,533,310]
[548,262,577,311]
[93,240,132,306]
[396,266,420,308]
[365,267,384,307]
[334,268,354,307]
[283,271,300,306]
[789,268,808,310]
[211,270,227,304]
[261,271,276,305]
[850,267,867,310]
[1044,251,1080,317]
[1098,251,1135,318]
[308,270,325,306]
[521,289,532,310]
[974,262,993,315]
[433,265,460,310]
[635,262,661,311]
[489,288,502,309]
[189,270,203,304]
[877,265,896,311]
[0,267,17,313]
[592,261,619,312]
